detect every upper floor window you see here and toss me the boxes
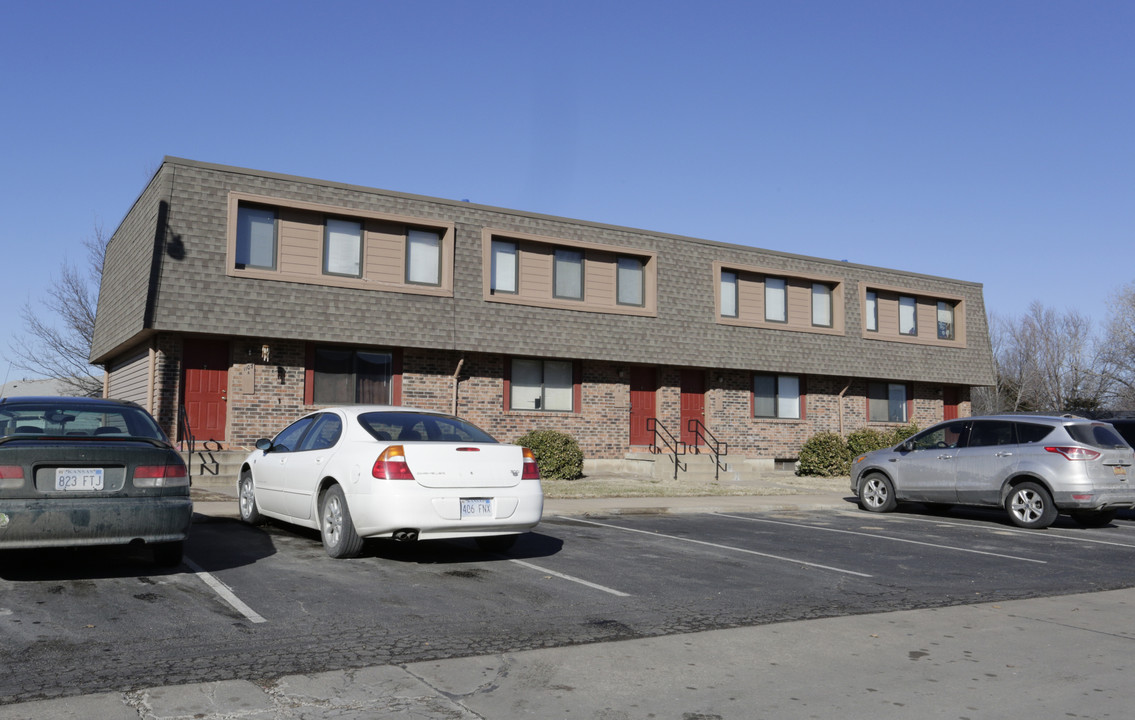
[324,218,363,277]
[865,291,878,332]
[313,347,392,404]
[406,229,441,286]
[510,358,574,412]
[490,240,518,294]
[765,277,787,323]
[937,301,955,340]
[899,295,917,336]
[753,374,801,419]
[721,270,738,318]
[869,381,908,423]
[236,205,277,270]
[811,283,832,327]
[554,248,584,300]
[617,256,644,306]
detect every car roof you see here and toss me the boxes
[0,395,143,409]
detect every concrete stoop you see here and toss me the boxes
[592,453,799,483]
[181,449,247,489]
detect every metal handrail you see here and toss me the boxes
[646,417,686,480]
[687,418,728,481]
[177,404,195,456]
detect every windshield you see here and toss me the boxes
[1065,422,1128,450]
[358,411,498,443]
[0,402,167,441]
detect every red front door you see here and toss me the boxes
[183,340,229,443]
[628,366,657,446]
[943,386,960,420]
[680,369,705,447]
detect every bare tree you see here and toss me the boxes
[1100,283,1135,410]
[8,227,109,396]
[992,302,1110,415]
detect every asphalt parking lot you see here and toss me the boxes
[4,503,1135,706]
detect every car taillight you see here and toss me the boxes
[134,463,190,487]
[1044,446,1101,461]
[373,445,415,480]
[0,465,24,489]
[521,448,541,480]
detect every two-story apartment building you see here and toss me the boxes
[90,157,995,464]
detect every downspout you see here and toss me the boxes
[838,380,851,436]
[452,357,465,416]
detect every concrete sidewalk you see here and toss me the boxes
[7,485,1130,719]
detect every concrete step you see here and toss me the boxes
[181,449,247,489]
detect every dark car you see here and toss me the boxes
[1105,418,1135,448]
[0,396,192,566]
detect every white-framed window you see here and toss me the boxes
[406,228,441,285]
[617,256,644,306]
[236,205,277,270]
[510,358,574,411]
[753,374,801,419]
[554,248,583,300]
[937,301,955,340]
[865,291,878,332]
[323,218,363,277]
[490,240,517,294]
[811,283,832,327]
[765,277,787,323]
[869,382,908,422]
[721,270,738,318]
[899,295,917,336]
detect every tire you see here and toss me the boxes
[475,535,518,552]
[1005,481,1058,529]
[320,485,363,559]
[1071,510,1118,528]
[238,471,262,525]
[858,473,897,513]
[153,540,184,567]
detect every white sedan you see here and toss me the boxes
[238,406,543,558]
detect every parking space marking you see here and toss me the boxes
[510,559,631,597]
[185,558,267,624]
[558,516,872,578]
[715,513,1047,563]
[867,512,1135,549]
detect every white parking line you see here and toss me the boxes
[716,513,1047,563]
[510,559,631,597]
[863,512,1135,549]
[557,516,873,578]
[184,558,267,624]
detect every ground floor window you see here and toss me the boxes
[868,382,909,422]
[753,374,802,419]
[312,347,393,404]
[509,358,574,411]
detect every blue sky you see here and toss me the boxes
[1,1,1132,380]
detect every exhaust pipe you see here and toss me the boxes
[393,529,419,542]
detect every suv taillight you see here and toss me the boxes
[373,445,415,480]
[521,448,541,480]
[1045,446,1101,461]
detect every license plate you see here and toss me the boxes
[460,498,492,518]
[1115,466,1128,478]
[55,468,104,492]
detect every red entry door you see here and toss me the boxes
[628,366,657,446]
[183,340,229,443]
[943,386,960,420]
[680,369,705,447]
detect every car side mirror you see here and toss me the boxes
[898,441,913,452]
[255,438,274,452]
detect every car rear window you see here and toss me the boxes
[358,412,498,444]
[1065,422,1128,449]
[0,402,166,441]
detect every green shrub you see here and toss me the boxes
[797,432,852,477]
[514,429,584,480]
[888,422,920,445]
[846,428,893,458]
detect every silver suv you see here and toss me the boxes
[850,415,1135,529]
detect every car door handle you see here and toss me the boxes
[937,454,953,460]
[996,452,1014,457]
